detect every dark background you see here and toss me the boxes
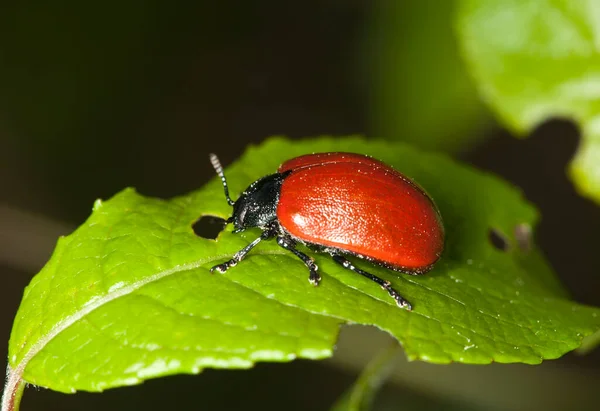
[1,1,598,410]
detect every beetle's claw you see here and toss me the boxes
[390,292,412,310]
[396,297,412,311]
[309,271,321,286]
[382,282,412,310]
[210,263,230,274]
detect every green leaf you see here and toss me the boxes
[330,344,400,411]
[368,0,492,152]
[456,0,600,202]
[4,137,600,400]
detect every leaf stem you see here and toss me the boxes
[2,366,25,411]
[331,342,400,411]
[576,328,600,355]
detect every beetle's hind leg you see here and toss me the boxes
[276,236,321,285]
[330,254,412,310]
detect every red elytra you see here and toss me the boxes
[209,152,445,310]
[277,152,444,273]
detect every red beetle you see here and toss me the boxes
[209,152,444,310]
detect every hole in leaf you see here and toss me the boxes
[514,223,532,252]
[193,215,227,239]
[488,228,509,251]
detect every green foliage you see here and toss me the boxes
[457,0,600,202]
[6,137,600,396]
[369,0,492,152]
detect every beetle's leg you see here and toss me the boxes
[276,236,321,285]
[211,229,275,273]
[330,254,412,310]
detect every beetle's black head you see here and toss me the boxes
[229,173,287,232]
[210,154,291,233]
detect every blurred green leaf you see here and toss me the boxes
[456,0,600,202]
[4,137,600,401]
[368,0,492,152]
[330,344,399,411]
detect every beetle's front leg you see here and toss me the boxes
[211,229,275,273]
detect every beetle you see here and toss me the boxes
[209,152,444,310]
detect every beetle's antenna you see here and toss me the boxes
[210,153,235,206]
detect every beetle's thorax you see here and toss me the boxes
[231,171,290,232]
